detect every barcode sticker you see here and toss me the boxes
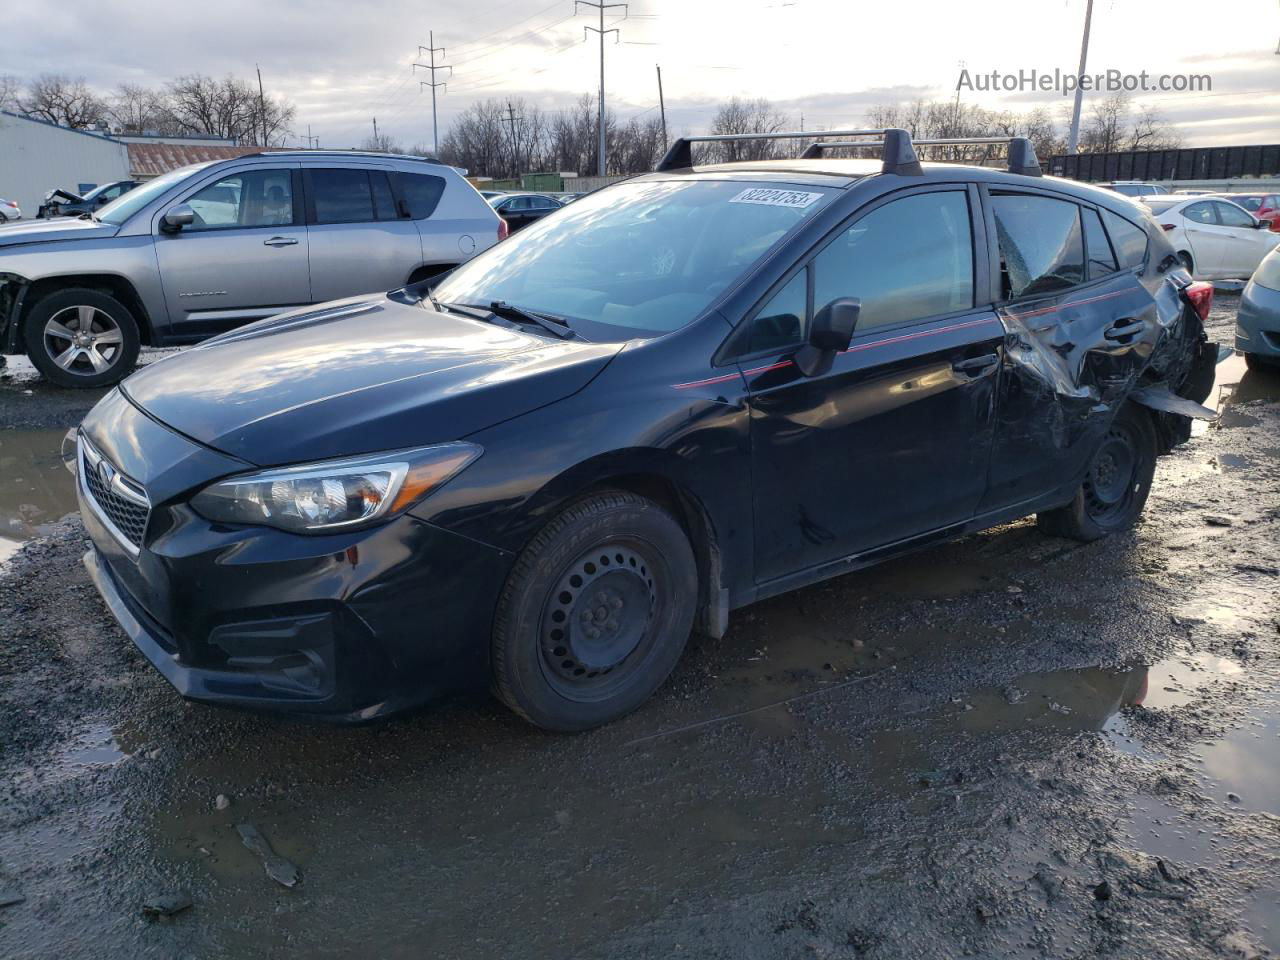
[729,188,823,209]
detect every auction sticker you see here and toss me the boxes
[729,188,823,209]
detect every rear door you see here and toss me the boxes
[743,185,1004,582]
[1179,201,1228,276]
[978,191,1159,513]
[304,166,422,302]
[154,164,310,339]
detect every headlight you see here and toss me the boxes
[190,442,481,533]
[1252,248,1280,292]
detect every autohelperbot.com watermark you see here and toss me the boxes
[956,68,1212,97]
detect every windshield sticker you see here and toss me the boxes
[729,188,823,209]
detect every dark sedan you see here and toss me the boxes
[488,192,563,232]
[76,130,1216,732]
[37,180,139,218]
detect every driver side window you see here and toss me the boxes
[1215,201,1254,229]
[185,170,295,231]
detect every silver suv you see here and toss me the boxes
[0,151,502,387]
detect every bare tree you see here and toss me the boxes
[1079,93,1129,154]
[707,97,789,162]
[163,74,294,145]
[1127,102,1181,152]
[105,83,168,135]
[19,75,106,128]
[0,75,20,112]
[361,133,405,154]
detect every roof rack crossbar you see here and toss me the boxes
[799,134,1042,177]
[656,127,921,176]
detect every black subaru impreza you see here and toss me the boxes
[76,130,1217,731]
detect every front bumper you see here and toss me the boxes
[1237,280,1280,358]
[76,392,513,721]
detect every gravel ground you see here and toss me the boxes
[1,297,1278,959]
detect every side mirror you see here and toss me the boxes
[1257,218,1272,230]
[162,204,195,232]
[795,297,859,377]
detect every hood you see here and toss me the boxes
[44,188,86,204]
[0,216,119,248]
[121,296,622,465]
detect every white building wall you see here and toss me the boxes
[0,112,130,216]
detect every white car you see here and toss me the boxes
[0,198,22,222]
[1140,195,1280,280]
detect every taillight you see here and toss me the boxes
[497,218,509,242]
[1184,281,1213,323]
[1161,223,1176,231]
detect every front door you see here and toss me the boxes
[1211,199,1279,278]
[744,187,1003,583]
[155,165,309,339]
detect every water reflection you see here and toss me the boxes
[0,428,78,563]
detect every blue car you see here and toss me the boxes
[1238,248,1280,370]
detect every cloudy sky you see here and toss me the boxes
[9,0,1279,149]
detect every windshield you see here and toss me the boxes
[97,164,213,225]
[81,182,115,202]
[433,178,835,339]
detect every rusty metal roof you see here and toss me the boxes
[127,143,289,177]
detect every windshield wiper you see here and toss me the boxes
[483,300,575,339]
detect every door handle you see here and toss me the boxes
[1104,319,1145,342]
[263,236,298,247]
[952,354,999,377]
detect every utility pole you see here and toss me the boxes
[413,31,451,156]
[576,1,627,177]
[255,65,268,147]
[656,64,667,148]
[1067,0,1094,155]
[498,101,523,180]
[304,125,319,149]
[372,116,379,147]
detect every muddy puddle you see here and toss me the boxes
[0,428,76,565]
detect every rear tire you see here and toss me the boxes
[492,491,697,732]
[1037,404,1157,542]
[23,288,140,388]
[1245,352,1276,373]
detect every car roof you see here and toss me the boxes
[629,158,1140,214]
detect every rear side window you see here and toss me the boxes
[1182,202,1215,225]
[397,173,446,219]
[991,193,1085,299]
[311,168,375,224]
[371,172,398,220]
[813,190,974,331]
[1100,209,1150,269]
[1082,208,1118,279]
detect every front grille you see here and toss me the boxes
[80,436,150,552]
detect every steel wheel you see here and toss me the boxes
[43,305,125,377]
[539,543,660,702]
[1083,426,1140,525]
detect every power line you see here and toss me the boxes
[413,31,452,155]
[576,0,628,176]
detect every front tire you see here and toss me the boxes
[492,491,697,732]
[23,288,141,388]
[1038,404,1157,542]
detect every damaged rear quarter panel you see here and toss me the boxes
[981,270,1175,510]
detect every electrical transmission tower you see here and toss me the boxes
[413,31,452,156]
[498,101,524,179]
[575,1,627,177]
